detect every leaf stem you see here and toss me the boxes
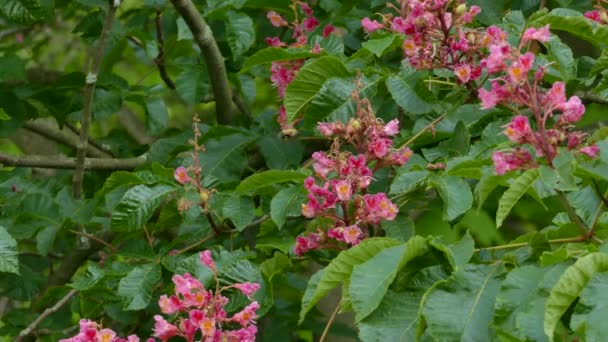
[319,301,341,342]
[16,289,78,341]
[399,113,447,149]
[474,236,586,252]
[0,153,145,170]
[68,229,117,252]
[555,190,590,237]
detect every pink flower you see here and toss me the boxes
[98,329,116,342]
[334,180,352,201]
[299,2,313,16]
[172,273,202,295]
[403,39,418,56]
[318,122,336,136]
[359,193,398,223]
[174,166,191,185]
[294,233,321,255]
[484,44,510,73]
[199,250,216,270]
[369,137,392,158]
[267,11,288,27]
[504,115,531,143]
[383,119,400,136]
[303,16,320,32]
[484,26,508,45]
[159,294,182,314]
[233,282,261,297]
[546,82,566,108]
[322,24,335,37]
[312,151,336,178]
[492,149,533,175]
[265,37,286,47]
[580,145,599,158]
[180,319,198,341]
[584,10,602,23]
[199,318,216,338]
[232,301,260,327]
[343,225,363,245]
[454,64,471,83]
[507,53,534,84]
[153,315,179,341]
[522,24,551,44]
[389,147,413,166]
[361,17,384,33]
[561,96,585,123]
[224,326,257,342]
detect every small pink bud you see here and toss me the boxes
[174,166,192,185]
[361,17,384,33]
[267,11,288,27]
[199,250,216,270]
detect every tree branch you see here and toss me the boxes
[16,289,78,342]
[23,121,111,158]
[64,121,114,157]
[0,153,145,170]
[73,1,117,199]
[118,108,156,145]
[154,10,176,90]
[169,0,235,124]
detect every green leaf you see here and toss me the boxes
[422,263,503,341]
[117,264,161,310]
[257,136,303,170]
[0,0,46,25]
[111,184,176,231]
[99,171,145,196]
[571,272,608,342]
[389,170,430,195]
[0,226,18,274]
[175,64,209,105]
[241,47,318,72]
[430,231,475,272]
[299,237,400,324]
[260,252,291,282]
[0,55,26,82]
[200,134,254,184]
[145,97,169,136]
[547,35,575,81]
[236,170,307,194]
[496,169,539,228]
[284,56,350,122]
[270,185,306,229]
[544,252,608,339]
[494,264,568,342]
[381,214,415,242]
[475,172,506,210]
[0,108,10,120]
[225,11,255,59]
[386,72,435,115]
[361,34,401,57]
[222,196,255,231]
[531,9,608,48]
[431,176,473,221]
[350,236,429,322]
[590,48,608,75]
[69,263,105,291]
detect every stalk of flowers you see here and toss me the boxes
[361,0,485,84]
[294,80,412,255]
[61,251,261,342]
[265,1,335,133]
[476,24,599,174]
[584,0,608,24]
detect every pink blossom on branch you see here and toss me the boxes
[361,17,384,33]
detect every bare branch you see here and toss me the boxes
[64,121,114,157]
[24,121,112,158]
[154,10,176,90]
[118,108,156,145]
[169,0,235,124]
[16,289,78,342]
[0,153,145,170]
[74,1,117,198]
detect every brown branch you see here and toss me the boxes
[319,301,341,342]
[154,10,176,90]
[169,0,235,124]
[74,1,117,199]
[23,121,111,158]
[68,229,117,252]
[174,233,215,255]
[0,153,145,170]
[399,113,447,149]
[64,121,114,157]
[556,190,590,237]
[16,289,78,342]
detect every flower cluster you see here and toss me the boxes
[265,1,335,132]
[361,0,485,83]
[153,250,260,342]
[294,82,410,255]
[59,320,145,342]
[61,251,261,342]
[475,25,598,174]
[584,1,608,24]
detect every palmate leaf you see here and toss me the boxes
[349,236,429,322]
[0,0,46,25]
[236,170,308,194]
[270,185,306,229]
[222,195,255,231]
[431,175,473,221]
[496,169,539,228]
[284,56,350,122]
[0,226,19,274]
[111,184,176,231]
[544,252,608,340]
[298,238,400,324]
[571,272,608,342]
[117,264,161,311]
[225,11,255,60]
[421,263,503,341]
[531,8,608,48]
[240,47,318,72]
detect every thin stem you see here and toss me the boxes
[16,289,78,341]
[64,121,114,157]
[73,1,117,198]
[143,225,154,251]
[590,181,608,236]
[319,301,341,342]
[0,153,145,170]
[423,79,457,86]
[68,229,117,252]
[474,236,586,252]
[24,121,111,158]
[205,211,223,235]
[154,10,176,90]
[174,233,214,255]
[399,113,447,149]
[556,190,589,236]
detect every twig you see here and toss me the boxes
[73,1,117,198]
[576,91,608,105]
[590,181,608,237]
[154,10,176,90]
[0,153,145,170]
[319,301,341,342]
[174,233,215,255]
[16,289,78,341]
[556,190,590,237]
[474,236,586,252]
[399,113,447,148]
[169,0,235,124]
[23,121,111,158]
[205,211,223,235]
[68,229,117,252]
[64,121,114,157]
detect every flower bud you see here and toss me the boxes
[601,11,608,24]
[199,189,210,204]
[455,4,467,15]
[467,32,476,45]
[349,119,361,130]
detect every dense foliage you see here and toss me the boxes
[2,0,608,341]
